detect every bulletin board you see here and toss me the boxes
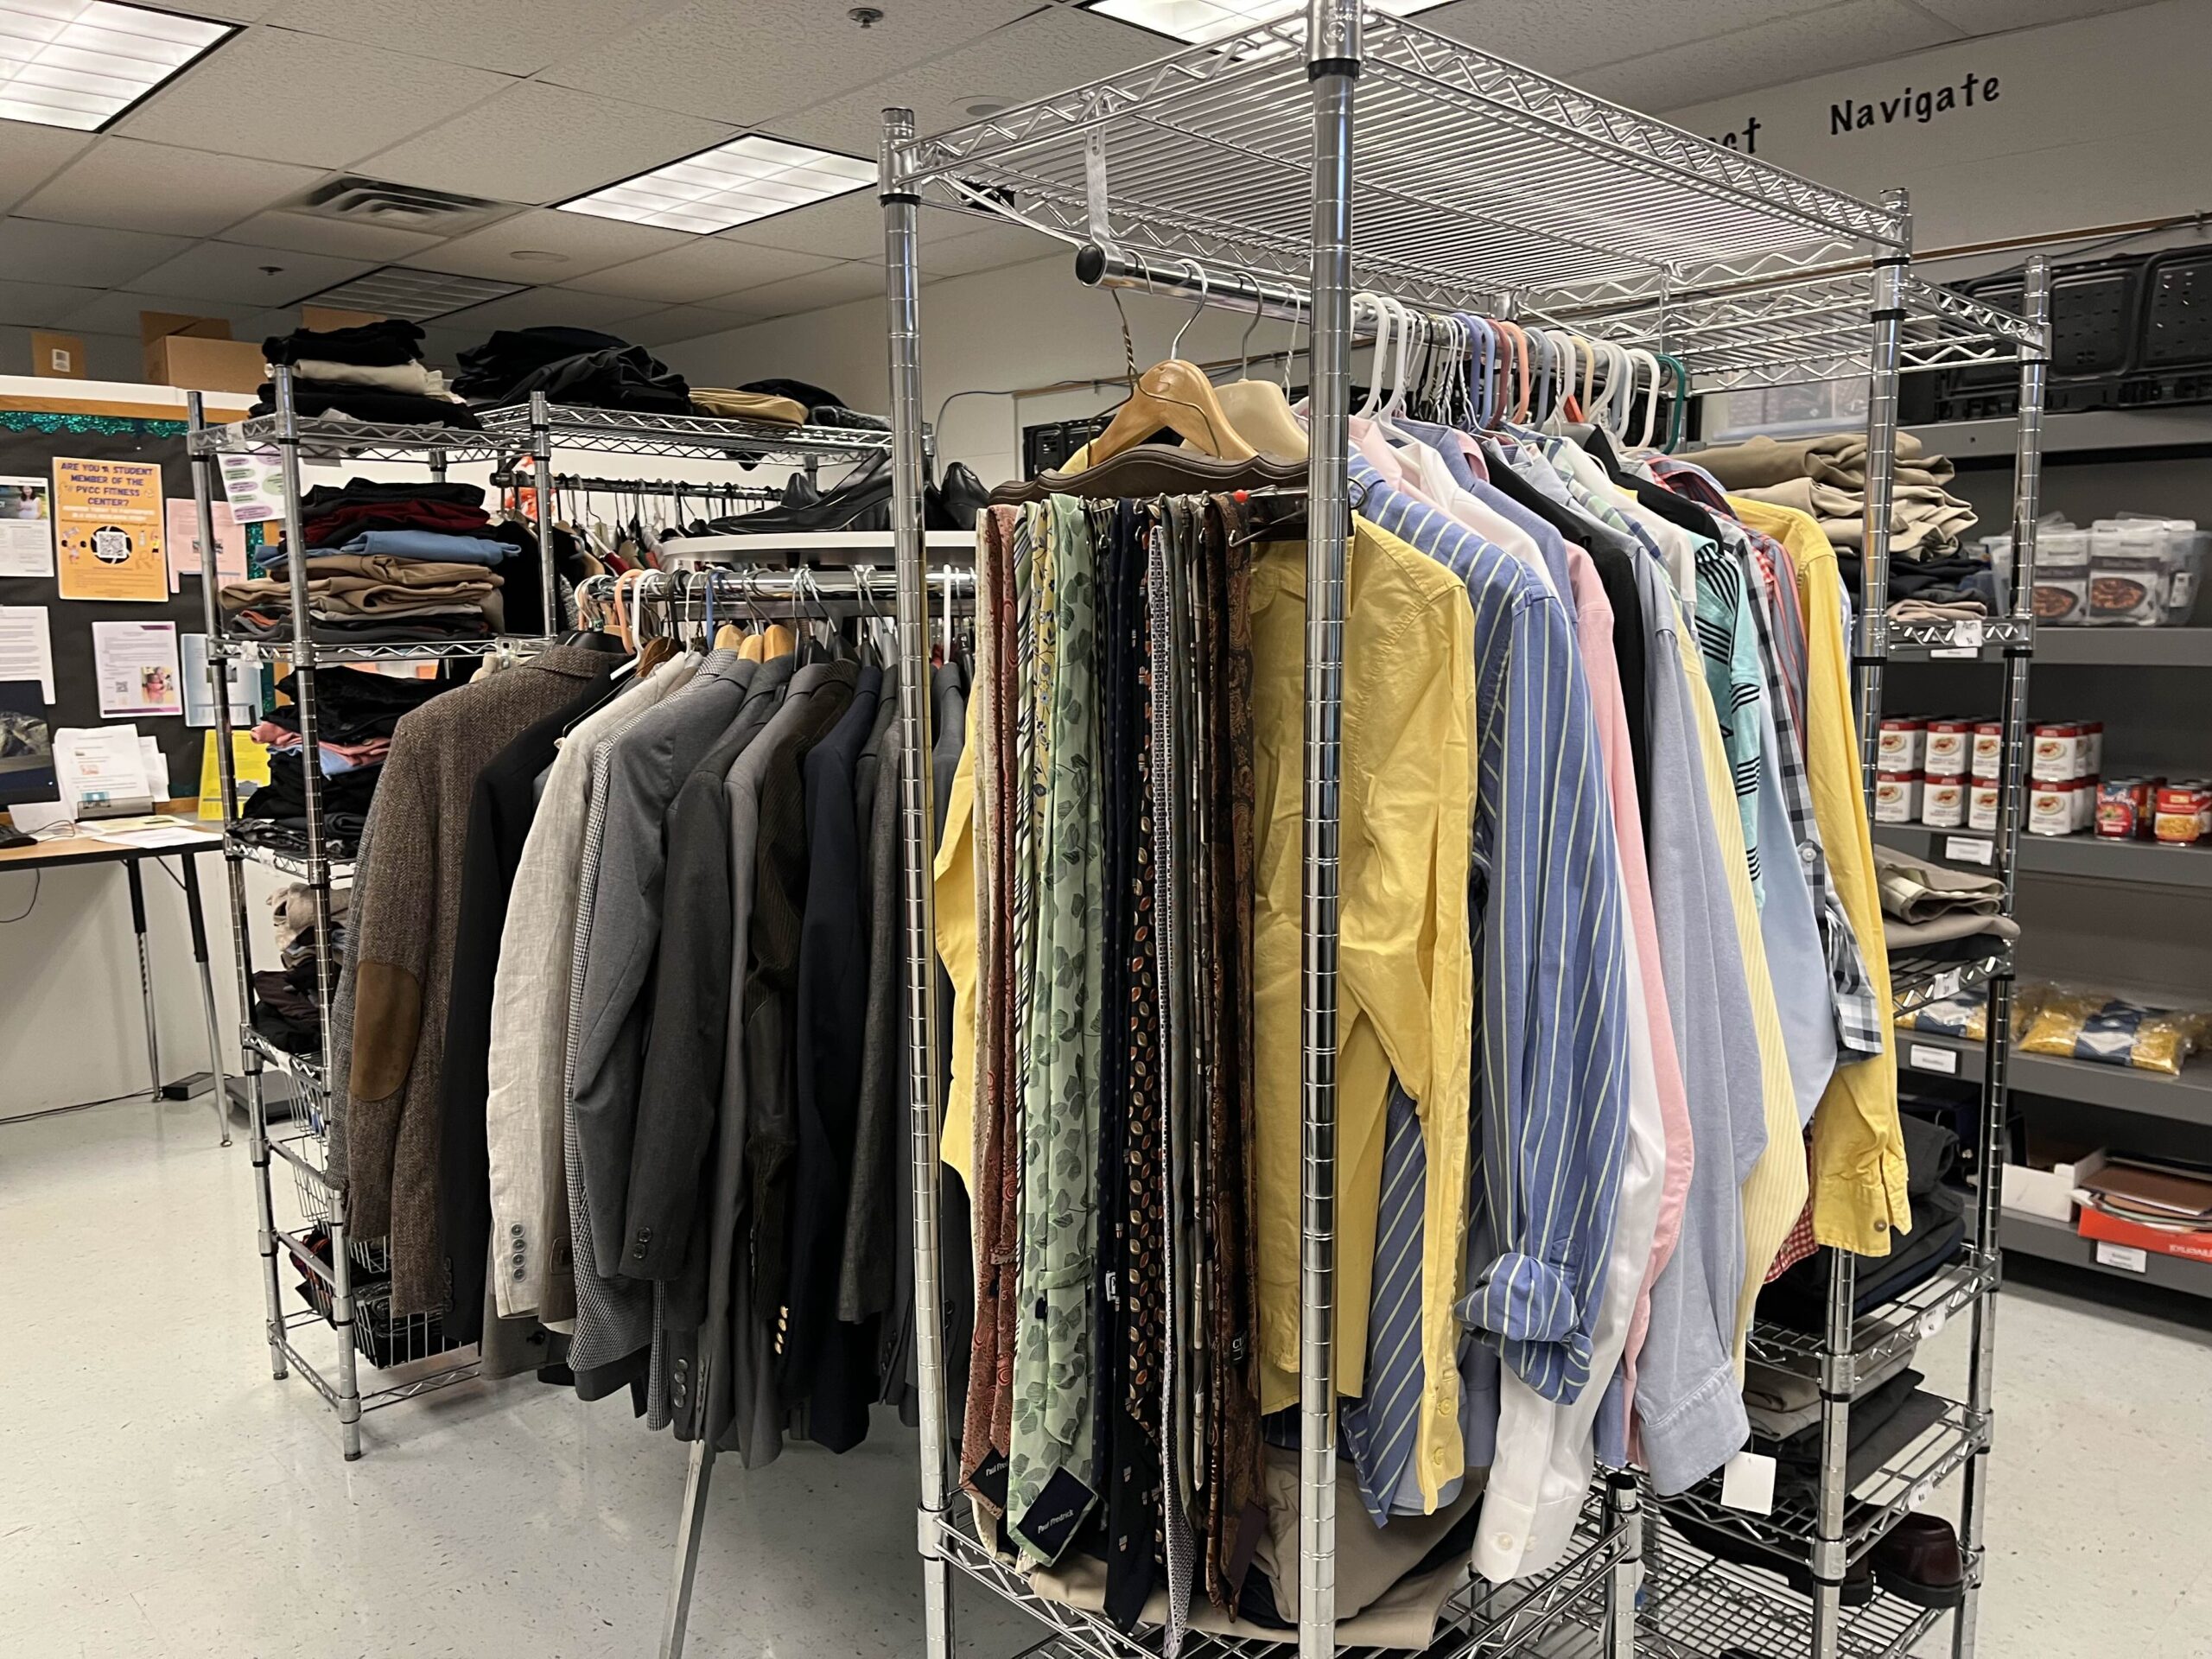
[0,410,238,801]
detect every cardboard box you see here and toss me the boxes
[2076,1202,2212,1265]
[30,331,87,378]
[2001,1147,2106,1224]
[146,334,266,395]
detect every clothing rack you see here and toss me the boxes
[187,376,558,1460]
[874,9,2050,1659]
[486,467,787,506]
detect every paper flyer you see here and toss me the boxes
[0,474,54,577]
[217,447,286,524]
[53,724,153,815]
[180,632,256,728]
[92,620,183,718]
[54,457,166,602]
[199,728,270,819]
[166,496,249,589]
[0,606,54,702]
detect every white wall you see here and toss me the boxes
[662,0,2212,481]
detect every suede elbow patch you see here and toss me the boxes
[352,961,423,1101]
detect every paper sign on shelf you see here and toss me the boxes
[1720,1450,1777,1516]
[54,457,165,602]
[1908,1042,1959,1075]
[217,448,286,524]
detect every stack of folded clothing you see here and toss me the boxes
[251,883,353,1052]
[241,750,386,850]
[1681,430,1979,602]
[259,318,483,429]
[1760,1112,1967,1333]
[237,668,454,855]
[1875,843,2019,966]
[689,387,806,424]
[451,325,688,413]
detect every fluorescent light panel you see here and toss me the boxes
[558,134,874,236]
[0,0,230,130]
[303,266,526,321]
[1086,0,1450,46]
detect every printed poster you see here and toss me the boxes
[92,620,182,718]
[0,474,54,577]
[54,457,166,602]
[166,497,248,589]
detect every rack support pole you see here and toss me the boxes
[187,393,240,1150]
[1952,251,2047,1659]
[530,392,558,634]
[1604,1474,1642,1659]
[658,1433,717,1659]
[273,366,362,1459]
[1814,185,1909,1659]
[881,105,955,1659]
[1300,7,1359,1657]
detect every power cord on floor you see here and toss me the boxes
[0,869,38,923]
[0,1086,155,1128]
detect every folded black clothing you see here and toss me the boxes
[252,969,323,1027]
[251,1001,323,1055]
[807,404,890,431]
[232,611,495,644]
[1765,1367,1925,1471]
[1760,1185,1967,1332]
[299,479,486,521]
[490,345,689,414]
[1776,1387,1949,1497]
[480,518,589,637]
[453,326,633,402]
[250,382,483,429]
[1891,931,2010,968]
[244,753,383,834]
[265,667,449,741]
[264,317,425,368]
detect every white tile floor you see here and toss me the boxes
[3,1096,2209,1659]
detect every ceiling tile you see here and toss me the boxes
[721,190,976,262]
[779,4,1165,154]
[703,260,885,325]
[1910,0,2150,27]
[617,304,751,346]
[116,27,514,169]
[1421,0,1842,78]
[569,238,840,305]
[539,0,1035,126]
[359,81,734,207]
[165,0,288,16]
[260,0,676,74]
[411,207,693,281]
[434,284,667,334]
[0,124,96,215]
[0,277,103,327]
[919,219,1067,279]
[215,208,451,262]
[0,217,191,286]
[129,240,379,306]
[1573,0,1962,112]
[61,287,270,334]
[14,139,325,238]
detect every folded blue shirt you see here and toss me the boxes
[266,529,512,566]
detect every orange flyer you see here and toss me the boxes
[54,456,167,602]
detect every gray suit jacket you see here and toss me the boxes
[696,661,854,1461]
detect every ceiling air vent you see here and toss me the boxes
[291,176,508,235]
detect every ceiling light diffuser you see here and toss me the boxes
[557,134,875,236]
[1084,0,1450,47]
[0,0,232,131]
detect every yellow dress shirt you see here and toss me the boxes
[1249,518,1475,1422]
[934,693,981,1193]
[1729,497,1910,1256]
[1669,613,1808,1366]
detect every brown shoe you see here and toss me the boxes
[1870,1513,1965,1609]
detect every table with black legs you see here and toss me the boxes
[0,817,232,1145]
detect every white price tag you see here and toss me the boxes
[1945,836,1994,866]
[2094,1241,2149,1274]
[1919,1306,1949,1341]
[1909,1043,1960,1075]
[1933,970,1964,1001]
[1720,1450,1777,1516]
[1908,1479,1934,1512]
[1951,619,1985,648]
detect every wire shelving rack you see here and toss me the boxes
[188,373,563,1459]
[868,6,2049,1659]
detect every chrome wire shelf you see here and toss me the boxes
[225,832,357,882]
[187,413,503,461]
[1659,1397,1986,1571]
[891,10,1899,314]
[208,634,535,665]
[1605,1517,1948,1659]
[1751,1251,1998,1379]
[477,403,896,463]
[1891,946,2009,1018]
[1885,616,2034,659]
[931,1489,1626,1659]
[244,1026,327,1102]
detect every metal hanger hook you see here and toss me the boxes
[1169,258,1208,359]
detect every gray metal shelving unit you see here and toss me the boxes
[1876,823,2212,892]
[870,9,2048,1659]
[1901,1029,2212,1128]
[2001,1210,2212,1295]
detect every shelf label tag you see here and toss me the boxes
[1931,646,1979,658]
[1908,1479,1935,1513]
[1946,836,1994,866]
[1920,1305,1949,1341]
[1909,1043,1961,1075]
[1952,620,1985,648]
[1933,970,1964,1001]
[2094,1241,2149,1274]
[1720,1451,1777,1516]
